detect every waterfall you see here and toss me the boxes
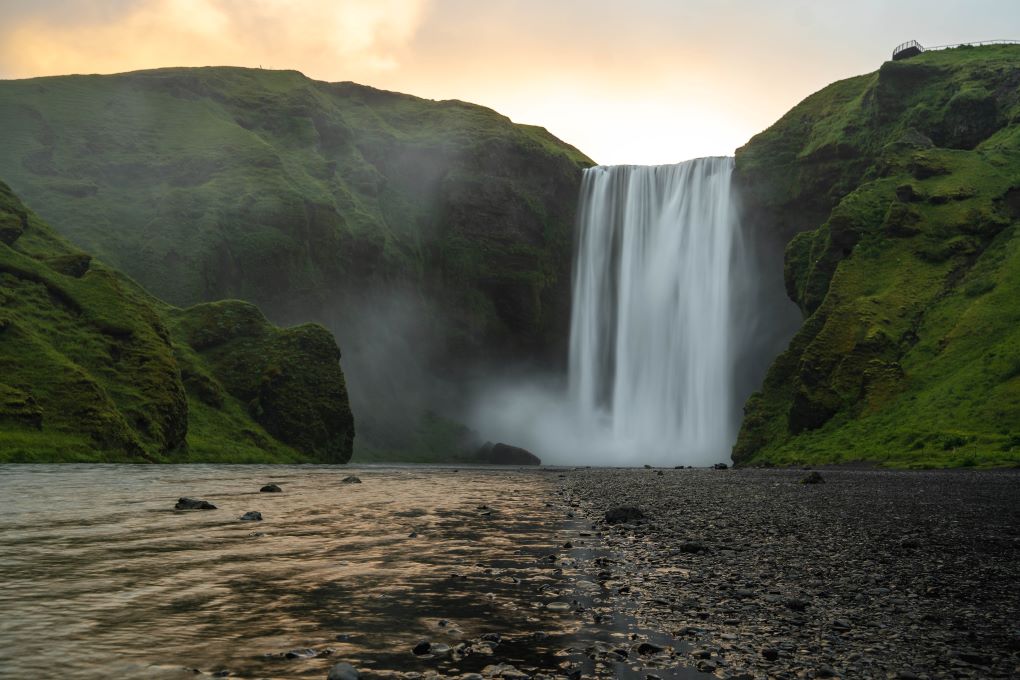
[567,157,740,465]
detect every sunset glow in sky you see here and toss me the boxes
[2,0,1019,164]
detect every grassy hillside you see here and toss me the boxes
[0,67,591,357]
[733,44,1020,468]
[0,67,593,457]
[0,181,353,463]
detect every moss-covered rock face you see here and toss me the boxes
[0,67,592,363]
[734,45,1020,468]
[0,181,354,463]
[169,301,354,462]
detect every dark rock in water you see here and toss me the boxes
[327,662,360,680]
[412,640,431,655]
[643,464,652,469]
[636,642,664,655]
[712,463,728,470]
[285,648,319,659]
[175,497,216,510]
[604,506,644,524]
[260,483,282,493]
[239,511,263,521]
[801,471,825,484]
[341,475,362,484]
[482,442,542,466]
[761,647,779,661]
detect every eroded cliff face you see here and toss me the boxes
[0,68,592,363]
[0,67,593,456]
[0,181,354,463]
[733,45,1020,467]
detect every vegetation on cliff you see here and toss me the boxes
[734,44,1020,467]
[0,67,592,457]
[0,181,353,463]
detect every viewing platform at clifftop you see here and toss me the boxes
[893,38,1020,60]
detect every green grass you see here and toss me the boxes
[733,44,1020,468]
[0,181,354,463]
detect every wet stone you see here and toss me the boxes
[239,511,263,521]
[175,497,216,510]
[260,483,282,493]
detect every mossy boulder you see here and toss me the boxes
[734,44,1020,468]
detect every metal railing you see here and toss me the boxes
[893,40,924,59]
[893,38,1020,60]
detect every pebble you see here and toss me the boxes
[260,484,282,493]
[239,511,263,521]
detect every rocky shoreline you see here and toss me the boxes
[558,468,1020,679]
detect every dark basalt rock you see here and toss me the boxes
[712,463,729,470]
[327,662,360,680]
[260,483,282,493]
[482,442,541,466]
[341,475,362,484]
[411,640,431,655]
[175,497,216,510]
[604,506,644,524]
[239,511,263,521]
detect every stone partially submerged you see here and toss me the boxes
[175,497,216,510]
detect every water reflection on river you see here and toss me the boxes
[0,465,697,680]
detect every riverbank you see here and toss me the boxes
[560,468,1020,679]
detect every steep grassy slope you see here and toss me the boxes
[0,67,592,457]
[0,181,353,462]
[734,44,1020,467]
[0,67,591,358]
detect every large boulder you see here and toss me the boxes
[479,442,541,465]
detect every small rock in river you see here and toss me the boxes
[636,642,664,655]
[412,640,431,655]
[327,662,360,680]
[546,601,571,611]
[604,506,644,524]
[711,463,728,470]
[801,471,825,484]
[761,647,779,661]
[260,483,282,493]
[175,497,216,510]
[239,511,263,521]
[341,476,362,484]
[285,648,319,659]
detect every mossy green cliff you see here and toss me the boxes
[0,66,592,457]
[734,45,1020,468]
[0,67,591,360]
[0,181,353,462]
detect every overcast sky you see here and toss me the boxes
[2,0,1018,164]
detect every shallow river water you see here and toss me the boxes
[0,465,698,680]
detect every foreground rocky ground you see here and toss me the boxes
[558,468,1020,679]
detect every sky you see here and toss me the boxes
[1,0,1019,165]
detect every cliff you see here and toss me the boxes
[0,181,353,463]
[733,44,1020,467]
[0,66,592,455]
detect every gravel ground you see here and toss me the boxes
[557,468,1020,679]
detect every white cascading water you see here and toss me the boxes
[567,157,740,465]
